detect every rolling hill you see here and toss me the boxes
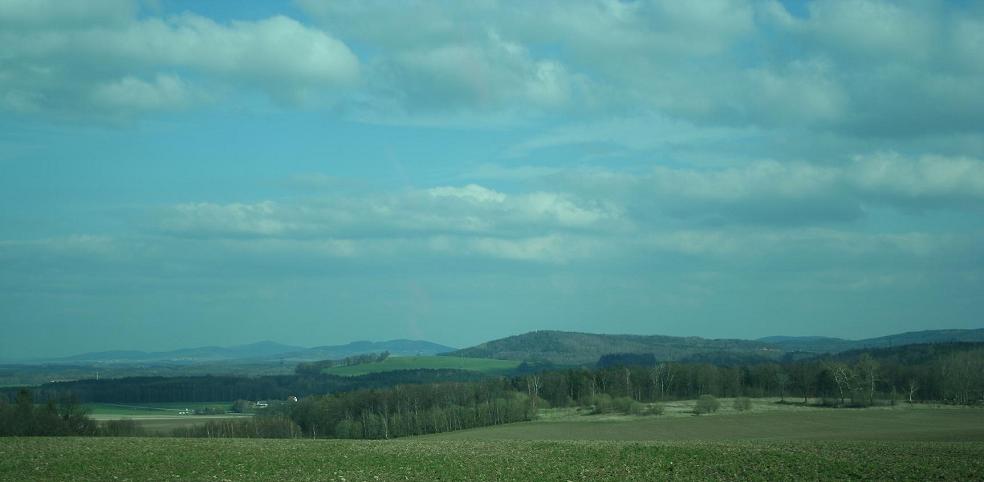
[446,330,782,365]
[449,328,984,365]
[283,340,456,361]
[758,328,984,354]
[57,341,306,363]
[321,356,520,377]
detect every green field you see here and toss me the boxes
[322,356,520,376]
[2,437,982,481]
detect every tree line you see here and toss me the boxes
[533,342,984,407]
[0,368,484,405]
[0,390,97,436]
[294,351,390,375]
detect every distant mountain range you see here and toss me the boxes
[448,328,984,365]
[47,339,456,364]
[278,340,457,361]
[28,328,984,367]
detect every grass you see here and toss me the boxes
[322,356,520,376]
[2,437,983,481]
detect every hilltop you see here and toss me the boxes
[446,330,780,365]
[758,328,984,354]
[448,328,984,365]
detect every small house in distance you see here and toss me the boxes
[287,396,298,403]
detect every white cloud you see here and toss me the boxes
[157,184,622,241]
[0,9,359,115]
[90,74,196,111]
[851,153,984,202]
[475,152,984,226]
[4,0,982,133]
[162,201,293,237]
[427,184,506,203]
[0,0,133,28]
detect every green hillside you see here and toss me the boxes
[447,330,782,365]
[321,356,520,376]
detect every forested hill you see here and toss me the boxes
[446,331,781,366]
[758,328,984,354]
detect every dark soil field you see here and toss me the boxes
[427,405,984,442]
[3,406,983,480]
[2,437,983,481]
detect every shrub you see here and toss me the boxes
[644,403,664,416]
[733,397,752,412]
[589,394,614,414]
[612,397,636,414]
[694,395,720,415]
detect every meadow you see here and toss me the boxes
[321,356,520,376]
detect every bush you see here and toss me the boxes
[644,403,664,416]
[589,394,614,414]
[694,395,720,415]
[733,397,752,412]
[612,397,636,414]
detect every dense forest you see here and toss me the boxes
[0,369,485,404]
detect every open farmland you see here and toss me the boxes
[2,437,983,481]
[428,403,984,442]
[85,402,233,416]
[85,402,249,433]
[322,356,520,376]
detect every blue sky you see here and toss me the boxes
[1,0,983,358]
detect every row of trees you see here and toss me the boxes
[294,352,391,375]
[287,378,534,439]
[2,369,485,405]
[532,344,984,407]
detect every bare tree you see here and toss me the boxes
[907,378,919,403]
[827,362,856,405]
[856,354,879,406]
[776,371,790,402]
[526,374,542,411]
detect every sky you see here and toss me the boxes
[1,0,983,359]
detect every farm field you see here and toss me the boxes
[85,402,249,433]
[428,403,984,442]
[85,401,233,416]
[322,355,520,376]
[2,437,983,481]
